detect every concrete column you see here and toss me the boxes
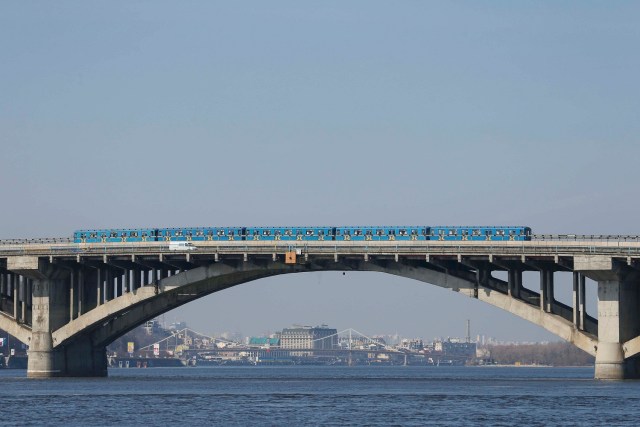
[96,267,102,306]
[26,278,33,325]
[539,271,546,311]
[579,274,586,330]
[508,269,522,299]
[78,268,84,316]
[105,269,114,301]
[20,276,26,323]
[573,272,580,327]
[13,274,18,319]
[123,270,129,294]
[545,270,554,313]
[595,277,640,379]
[69,269,76,321]
[28,276,68,377]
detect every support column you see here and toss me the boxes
[96,267,103,306]
[595,276,640,379]
[69,269,76,321]
[105,269,114,301]
[508,269,522,299]
[573,273,580,328]
[123,269,129,293]
[539,271,546,311]
[579,274,586,330]
[545,270,554,313]
[8,256,109,378]
[13,274,18,319]
[78,268,84,316]
[20,276,26,323]
[29,276,68,377]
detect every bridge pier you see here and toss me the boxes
[594,277,640,379]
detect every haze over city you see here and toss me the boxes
[2,2,639,341]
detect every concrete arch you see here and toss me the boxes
[52,259,597,357]
[0,311,31,345]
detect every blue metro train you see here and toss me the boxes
[73,226,532,243]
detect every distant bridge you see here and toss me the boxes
[1,237,640,379]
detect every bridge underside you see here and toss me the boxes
[1,251,640,379]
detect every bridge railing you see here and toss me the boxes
[532,234,640,241]
[0,237,72,245]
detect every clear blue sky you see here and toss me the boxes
[1,2,639,341]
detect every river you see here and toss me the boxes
[1,366,639,426]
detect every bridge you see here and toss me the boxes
[1,236,640,379]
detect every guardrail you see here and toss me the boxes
[0,237,72,245]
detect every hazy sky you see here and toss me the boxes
[2,2,639,341]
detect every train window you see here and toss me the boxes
[318,230,324,235]
[142,232,147,237]
[496,230,505,236]
[176,231,183,236]
[120,232,126,237]
[439,230,445,236]
[275,230,281,236]
[130,231,138,237]
[399,229,407,236]
[90,233,97,238]
[472,229,481,236]
[229,230,235,236]
[207,230,213,236]
[344,230,351,236]
[306,230,314,236]
[485,230,492,236]
[365,230,372,236]
[111,232,118,238]
[196,230,204,236]
[285,229,292,236]
[296,230,302,235]
[263,230,271,236]
[354,229,362,236]
[335,230,341,236]
[448,230,456,236]
[509,230,516,236]
[217,230,225,236]
[461,230,468,236]
[388,230,396,235]
[376,229,384,236]
[80,233,86,238]
[411,230,418,235]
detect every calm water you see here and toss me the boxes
[1,366,639,426]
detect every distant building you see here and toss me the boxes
[248,337,280,347]
[280,325,338,355]
[442,340,477,357]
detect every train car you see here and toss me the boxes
[334,226,429,241]
[211,227,246,241]
[74,228,158,243]
[158,227,219,241]
[335,226,429,241]
[287,227,335,241]
[244,227,335,241]
[429,226,532,241]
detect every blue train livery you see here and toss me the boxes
[429,226,531,241]
[72,225,532,243]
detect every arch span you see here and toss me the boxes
[0,311,31,345]
[52,258,597,357]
